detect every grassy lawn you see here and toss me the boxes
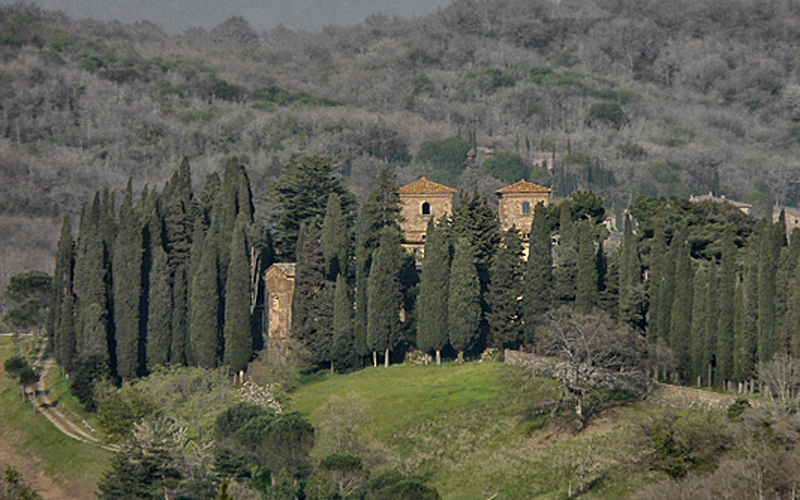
[0,335,110,496]
[291,361,662,500]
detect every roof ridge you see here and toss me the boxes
[397,176,457,194]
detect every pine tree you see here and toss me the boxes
[366,227,403,367]
[553,201,577,305]
[757,220,781,363]
[268,155,357,260]
[716,225,736,386]
[146,245,171,370]
[354,170,401,360]
[486,228,525,348]
[669,227,693,382]
[575,222,598,314]
[223,215,253,374]
[448,238,481,361]
[321,193,350,281]
[113,180,144,381]
[416,220,451,363]
[188,230,220,369]
[52,216,76,373]
[522,202,552,345]
[331,273,358,373]
[618,214,644,328]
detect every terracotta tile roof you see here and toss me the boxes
[397,177,457,194]
[494,180,553,195]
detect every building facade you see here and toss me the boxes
[397,177,457,257]
[495,180,553,237]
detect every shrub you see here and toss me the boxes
[587,102,627,129]
[482,151,528,183]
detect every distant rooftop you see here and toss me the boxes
[494,180,553,195]
[689,192,752,212]
[397,177,457,194]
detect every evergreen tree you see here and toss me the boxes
[366,227,403,367]
[646,219,667,345]
[655,224,676,349]
[716,225,736,385]
[522,202,552,345]
[553,201,577,305]
[618,214,644,328]
[146,245,172,370]
[354,170,401,360]
[268,155,357,260]
[188,230,220,369]
[416,220,451,363]
[52,216,76,373]
[690,262,709,385]
[451,190,501,290]
[292,222,332,367]
[486,228,525,348]
[113,180,144,381]
[669,227,693,382]
[321,193,350,281]
[737,244,760,383]
[575,222,598,314]
[170,266,189,366]
[223,215,253,374]
[331,273,358,372]
[757,220,781,362]
[448,238,481,361]
[789,250,800,357]
[704,261,719,386]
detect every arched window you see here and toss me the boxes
[422,202,431,215]
[522,201,531,214]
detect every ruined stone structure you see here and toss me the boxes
[264,263,295,345]
[689,192,752,215]
[397,177,457,257]
[495,180,552,243]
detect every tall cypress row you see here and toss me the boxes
[170,266,189,366]
[618,214,644,328]
[757,220,781,363]
[416,220,451,364]
[448,238,481,362]
[113,180,144,381]
[655,225,676,349]
[486,228,525,349]
[523,202,552,345]
[367,227,403,367]
[690,263,709,385]
[647,219,667,345]
[292,222,331,367]
[553,201,577,305]
[146,245,172,370]
[52,216,76,373]
[331,273,358,373]
[704,261,719,386]
[738,243,760,383]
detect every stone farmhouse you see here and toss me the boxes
[265,177,552,342]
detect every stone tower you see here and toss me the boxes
[397,177,457,257]
[264,263,295,360]
[495,180,552,251]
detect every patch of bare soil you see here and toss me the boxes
[0,434,82,500]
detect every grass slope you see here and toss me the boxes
[292,361,663,500]
[0,336,110,498]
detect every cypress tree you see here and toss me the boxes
[188,230,220,368]
[757,220,781,362]
[575,222,598,314]
[789,252,800,357]
[716,226,736,385]
[669,227,693,382]
[704,261,719,386]
[52,216,76,373]
[354,170,401,360]
[737,243,760,383]
[367,227,403,367]
[146,245,171,370]
[223,214,253,374]
[647,219,667,345]
[486,228,525,349]
[170,266,189,366]
[522,202,552,345]
[113,180,144,381]
[451,190,501,291]
[321,193,350,281]
[292,222,331,367]
[618,214,644,328]
[448,238,481,361]
[690,263,709,385]
[553,201,577,305]
[416,220,451,364]
[331,273,358,372]
[655,224,676,349]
